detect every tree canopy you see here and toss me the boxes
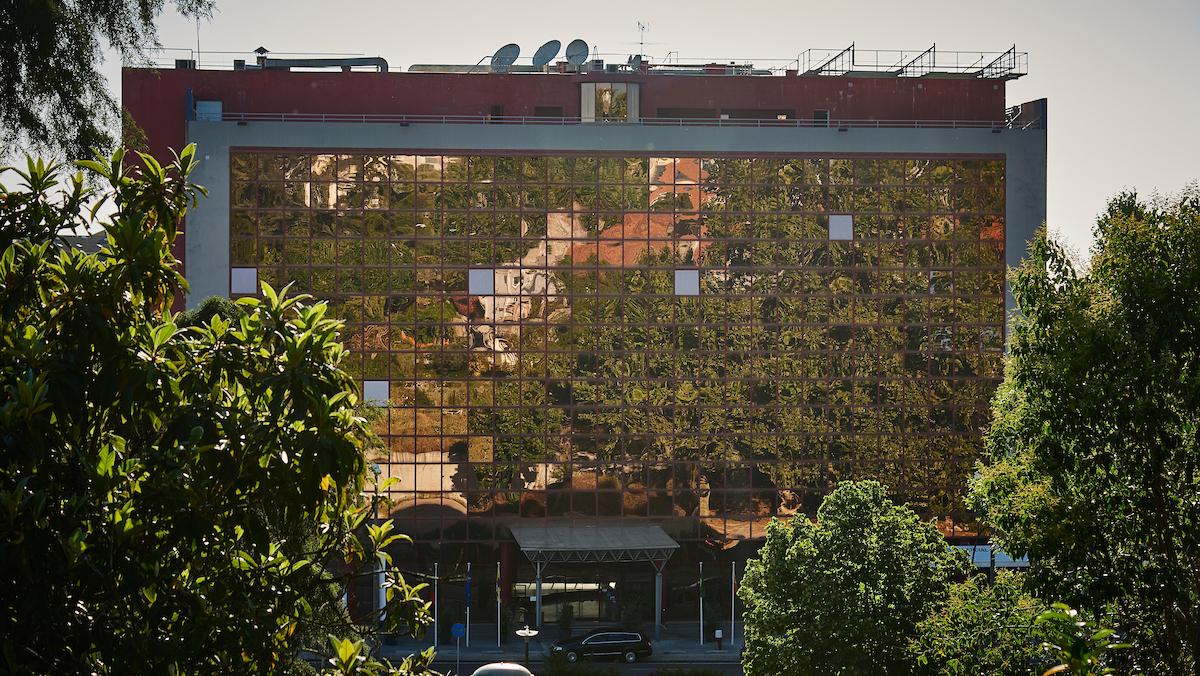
[969,185,1200,673]
[913,571,1049,675]
[739,480,969,675]
[0,0,211,159]
[0,148,433,673]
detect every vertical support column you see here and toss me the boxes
[535,561,544,629]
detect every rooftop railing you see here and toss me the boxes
[216,112,1041,130]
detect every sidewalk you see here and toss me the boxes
[379,621,744,664]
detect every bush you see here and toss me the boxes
[558,602,575,638]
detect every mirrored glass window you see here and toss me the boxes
[228,150,1007,544]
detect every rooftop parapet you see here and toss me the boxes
[140,43,1027,79]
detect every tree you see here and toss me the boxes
[1036,603,1130,676]
[0,148,434,673]
[969,185,1200,673]
[739,480,969,676]
[0,0,212,159]
[913,570,1050,675]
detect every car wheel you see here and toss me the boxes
[566,651,579,663]
[623,650,638,663]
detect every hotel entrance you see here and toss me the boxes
[509,523,677,638]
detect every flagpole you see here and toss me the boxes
[699,561,704,645]
[730,561,736,646]
[439,561,444,648]
[466,561,472,648]
[496,560,502,648]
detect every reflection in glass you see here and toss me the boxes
[228,151,1007,543]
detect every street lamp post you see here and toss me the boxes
[515,625,539,667]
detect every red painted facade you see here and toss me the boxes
[123,66,1010,312]
[123,67,1007,162]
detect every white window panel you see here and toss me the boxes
[829,214,854,240]
[230,267,258,294]
[674,269,700,295]
[469,268,495,295]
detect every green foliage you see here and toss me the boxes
[1036,604,1129,676]
[177,294,247,328]
[914,571,1050,675]
[557,601,575,637]
[969,185,1200,672]
[0,0,213,159]
[739,480,969,676]
[0,148,433,674]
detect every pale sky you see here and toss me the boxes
[105,0,1200,256]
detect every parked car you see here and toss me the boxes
[552,629,653,664]
[471,664,533,676]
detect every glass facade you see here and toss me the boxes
[228,152,1006,549]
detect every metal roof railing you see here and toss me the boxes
[798,44,1027,79]
[218,112,1035,130]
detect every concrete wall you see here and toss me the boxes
[185,119,1046,315]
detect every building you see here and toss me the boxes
[123,43,1046,636]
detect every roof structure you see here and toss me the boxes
[510,523,679,564]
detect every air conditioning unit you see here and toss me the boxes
[605,63,620,73]
[587,59,605,72]
[175,59,196,70]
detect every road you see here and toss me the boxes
[431,657,744,675]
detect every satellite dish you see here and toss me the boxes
[532,39,561,67]
[565,39,589,66]
[490,43,520,72]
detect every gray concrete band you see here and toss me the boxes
[185,120,1046,313]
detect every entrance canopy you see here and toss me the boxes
[510,523,679,564]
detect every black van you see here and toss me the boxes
[552,629,653,663]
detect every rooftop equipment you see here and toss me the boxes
[565,39,590,66]
[490,43,520,73]
[532,40,561,68]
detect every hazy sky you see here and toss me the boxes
[106,0,1199,256]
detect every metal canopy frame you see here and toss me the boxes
[510,524,679,638]
[510,524,680,565]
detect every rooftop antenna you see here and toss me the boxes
[564,39,589,66]
[637,21,648,57]
[532,39,560,68]
[490,43,520,73]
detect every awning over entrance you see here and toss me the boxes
[510,523,679,564]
